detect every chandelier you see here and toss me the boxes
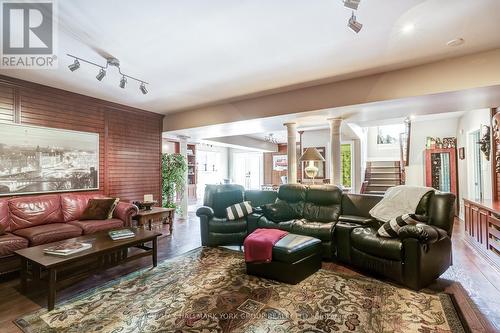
[264,133,278,144]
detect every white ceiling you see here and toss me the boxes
[2,0,500,114]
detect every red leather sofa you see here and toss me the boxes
[0,193,138,275]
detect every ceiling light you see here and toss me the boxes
[348,12,362,33]
[343,0,360,10]
[447,38,465,47]
[119,76,127,89]
[264,133,278,144]
[401,23,415,34]
[96,68,106,81]
[68,59,80,71]
[139,82,148,95]
[66,54,149,94]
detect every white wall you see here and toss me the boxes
[405,117,459,186]
[366,127,400,161]
[456,109,492,215]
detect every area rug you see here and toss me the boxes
[15,247,467,333]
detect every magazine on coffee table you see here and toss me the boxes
[109,229,135,240]
[44,242,92,256]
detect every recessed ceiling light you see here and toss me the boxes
[447,38,465,47]
[401,23,415,34]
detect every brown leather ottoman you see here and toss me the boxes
[246,233,322,284]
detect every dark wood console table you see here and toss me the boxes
[463,198,500,270]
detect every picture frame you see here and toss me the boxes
[272,154,287,171]
[0,123,99,196]
[458,147,465,160]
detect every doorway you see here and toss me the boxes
[232,151,263,189]
[470,130,484,200]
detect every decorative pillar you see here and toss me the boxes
[328,118,343,186]
[284,122,297,184]
[178,135,189,219]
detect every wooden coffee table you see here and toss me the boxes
[15,229,161,311]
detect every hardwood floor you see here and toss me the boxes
[0,215,499,332]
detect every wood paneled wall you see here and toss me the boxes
[0,75,163,203]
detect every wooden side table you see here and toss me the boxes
[133,207,175,234]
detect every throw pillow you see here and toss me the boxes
[80,198,119,221]
[212,190,244,218]
[226,201,253,220]
[377,214,428,238]
[262,200,300,223]
[107,198,120,219]
[0,223,5,235]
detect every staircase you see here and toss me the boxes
[362,161,403,195]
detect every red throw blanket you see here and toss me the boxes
[244,228,288,263]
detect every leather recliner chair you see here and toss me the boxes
[249,184,341,259]
[345,191,456,290]
[196,184,278,246]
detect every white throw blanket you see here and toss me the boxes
[369,185,434,222]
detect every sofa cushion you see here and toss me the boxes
[0,199,10,233]
[244,190,277,208]
[68,218,124,235]
[8,194,63,231]
[226,201,253,220]
[303,185,341,222]
[13,223,82,246]
[212,190,244,218]
[208,217,247,233]
[262,201,300,222]
[60,193,105,222]
[0,233,29,257]
[291,219,335,241]
[351,227,402,261]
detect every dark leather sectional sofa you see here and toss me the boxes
[0,193,138,275]
[197,183,456,290]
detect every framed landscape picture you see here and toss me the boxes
[272,154,287,171]
[0,123,99,196]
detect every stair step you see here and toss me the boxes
[368,171,400,174]
[367,184,394,187]
[366,191,386,195]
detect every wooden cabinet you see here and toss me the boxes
[463,199,500,270]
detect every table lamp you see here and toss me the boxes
[299,148,325,184]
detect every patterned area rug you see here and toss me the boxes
[15,247,466,333]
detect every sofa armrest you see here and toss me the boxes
[113,202,139,227]
[196,206,214,218]
[398,223,447,244]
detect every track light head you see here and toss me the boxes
[68,59,80,71]
[348,12,362,33]
[119,76,127,88]
[139,82,148,95]
[96,68,106,81]
[343,0,360,10]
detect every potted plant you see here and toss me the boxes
[162,153,188,214]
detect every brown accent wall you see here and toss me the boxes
[263,144,287,185]
[0,75,163,203]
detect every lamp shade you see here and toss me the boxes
[299,147,325,161]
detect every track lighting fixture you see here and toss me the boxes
[348,12,362,33]
[96,68,106,81]
[68,59,80,71]
[66,54,149,94]
[343,0,360,10]
[119,76,127,89]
